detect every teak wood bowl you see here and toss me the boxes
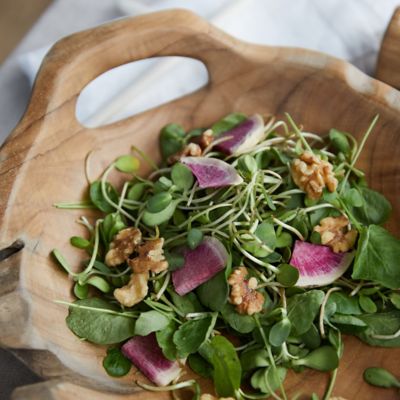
[1,8,400,400]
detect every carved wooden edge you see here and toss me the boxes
[376,6,400,89]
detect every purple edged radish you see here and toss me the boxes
[181,157,242,188]
[122,333,181,386]
[215,114,265,155]
[172,236,228,295]
[290,240,354,287]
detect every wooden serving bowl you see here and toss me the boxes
[1,9,399,400]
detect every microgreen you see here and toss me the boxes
[103,348,131,377]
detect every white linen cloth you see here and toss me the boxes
[15,0,400,129]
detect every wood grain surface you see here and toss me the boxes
[376,6,400,90]
[0,8,399,400]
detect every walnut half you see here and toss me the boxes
[105,227,142,267]
[129,238,168,274]
[291,151,338,200]
[314,216,358,253]
[113,271,149,307]
[228,266,264,315]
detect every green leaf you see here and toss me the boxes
[165,251,185,271]
[287,290,324,335]
[250,367,287,394]
[187,228,203,250]
[269,318,292,347]
[359,295,377,313]
[86,276,111,293]
[300,324,321,349]
[188,353,212,378]
[237,155,258,179]
[352,187,392,225]
[156,320,178,361]
[134,311,170,336]
[171,163,194,191]
[103,348,131,377]
[173,316,216,358]
[390,293,400,310]
[275,232,293,248]
[207,335,242,397]
[363,367,400,389]
[70,236,90,249]
[159,124,186,160]
[211,113,247,135]
[243,222,276,257]
[100,213,126,245]
[127,182,146,201]
[276,264,299,287]
[142,199,180,227]
[330,314,368,334]
[115,155,140,173]
[326,292,362,315]
[293,346,339,372]
[240,348,270,371]
[342,188,364,208]
[147,192,172,213]
[221,303,256,333]
[352,225,400,289]
[357,310,400,347]
[169,291,204,314]
[66,298,135,345]
[89,181,118,213]
[73,282,89,299]
[197,270,228,311]
[329,129,351,154]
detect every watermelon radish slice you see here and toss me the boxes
[122,333,181,386]
[290,240,355,287]
[181,157,243,188]
[215,114,265,155]
[172,236,228,295]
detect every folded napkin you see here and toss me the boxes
[18,0,399,126]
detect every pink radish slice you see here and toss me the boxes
[215,114,265,155]
[290,240,355,287]
[181,157,243,188]
[122,333,181,386]
[172,236,228,295]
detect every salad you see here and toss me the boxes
[53,112,400,399]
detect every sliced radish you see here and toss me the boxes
[172,236,228,295]
[181,157,243,188]
[215,114,265,155]
[290,241,354,287]
[122,333,181,386]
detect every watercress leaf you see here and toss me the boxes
[359,295,377,314]
[115,155,140,173]
[66,298,135,345]
[352,187,392,225]
[287,290,324,335]
[70,236,90,249]
[221,303,256,333]
[127,182,146,201]
[240,348,270,371]
[160,123,186,160]
[329,129,351,154]
[173,316,216,358]
[243,222,276,257]
[187,228,203,250]
[103,348,131,377]
[211,113,247,135]
[389,293,400,310]
[326,292,362,315]
[357,310,400,347]
[275,232,293,248]
[188,353,213,378]
[250,367,287,394]
[165,251,185,271]
[197,270,228,311]
[156,320,178,361]
[363,367,400,389]
[89,181,118,213]
[207,335,242,397]
[293,346,339,371]
[171,163,194,191]
[330,314,368,334]
[73,282,89,299]
[147,192,172,213]
[169,290,204,314]
[269,317,292,347]
[134,311,171,336]
[300,324,321,349]
[86,276,111,293]
[342,188,364,208]
[142,199,180,227]
[352,225,400,289]
[276,263,299,287]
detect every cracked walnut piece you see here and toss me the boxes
[113,271,149,307]
[228,266,264,315]
[314,216,358,253]
[291,151,338,199]
[129,238,168,274]
[105,227,142,267]
[167,142,202,165]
